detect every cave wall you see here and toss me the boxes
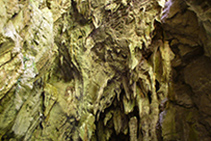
[160,0,211,140]
[0,0,210,141]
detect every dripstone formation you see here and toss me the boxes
[0,0,210,140]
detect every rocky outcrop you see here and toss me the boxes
[0,0,57,140]
[0,0,210,141]
[160,0,211,140]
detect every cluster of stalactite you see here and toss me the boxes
[0,0,210,140]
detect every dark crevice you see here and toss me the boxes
[141,42,153,59]
[167,12,179,21]
[71,0,89,25]
[55,39,81,82]
[110,132,129,141]
[1,131,16,141]
[147,91,152,104]
[11,13,18,19]
[41,92,45,115]
[155,80,160,92]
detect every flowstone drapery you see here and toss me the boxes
[0,0,210,140]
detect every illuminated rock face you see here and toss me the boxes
[0,0,210,140]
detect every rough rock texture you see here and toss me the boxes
[0,0,210,141]
[160,0,211,141]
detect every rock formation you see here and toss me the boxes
[0,0,210,140]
